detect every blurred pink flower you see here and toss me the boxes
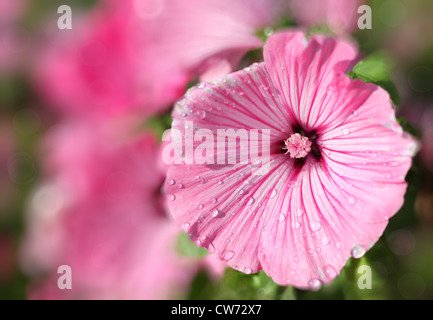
[144,0,284,82]
[33,7,186,120]
[34,0,284,120]
[164,31,417,289]
[288,0,363,34]
[21,122,222,299]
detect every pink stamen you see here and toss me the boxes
[283,133,312,159]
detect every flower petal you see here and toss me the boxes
[264,31,367,133]
[170,62,293,164]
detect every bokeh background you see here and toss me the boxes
[0,0,433,300]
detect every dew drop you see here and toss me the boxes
[221,250,235,261]
[183,223,190,229]
[211,209,220,218]
[177,183,184,189]
[292,221,301,229]
[196,110,206,119]
[168,194,176,201]
[198,204,204,210]
[278,214,286,222]
[348,196,357,205]
[198,82,206,89]
[167,179,175,185]
[209,197,217,204]
[308,279,322,291]
[270,189,278,199]
[324,265,337,279]
[310,221,322,231]
[295,210,304,217]
[351,245,366,259]
[246,196,255,205]
[321,236,331,245]
[342,128,350,135]
[218,180,224,185]
[244,267,253,274]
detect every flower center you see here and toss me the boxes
[283,133,312,159]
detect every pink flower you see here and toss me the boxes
[34,8,186,120]
[164,31,417,289]
[20,122,216,299]
[146,0,285,82]
[288,0,363,34]
[34,0,284,120]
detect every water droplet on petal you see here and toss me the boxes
[168,194,176,201]
[308,279,322,291]
[310,221,322,231]
[321,236,331,245]
[246,196,255,205]
[198,204,204,210]
[351,245,366,259]
[348,196,357,205]
[292,221,301,229]
[342,128,350,135]
[209,197,217,204]
[167,179,175,185]
[324,265,337,279]
[221,250,235,261]
[270,189,278,199]
[211,209,220,218]
[196,110,206,119]
[295,210,304,217]
[183,223,190,229]
[279,214,286,222]
[244,267,253,274]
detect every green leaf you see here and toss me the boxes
[349,53,400,105]
[279,286,297,300]
[177,232,209,258]
[209,269,281,300]
[144,112,173,139]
